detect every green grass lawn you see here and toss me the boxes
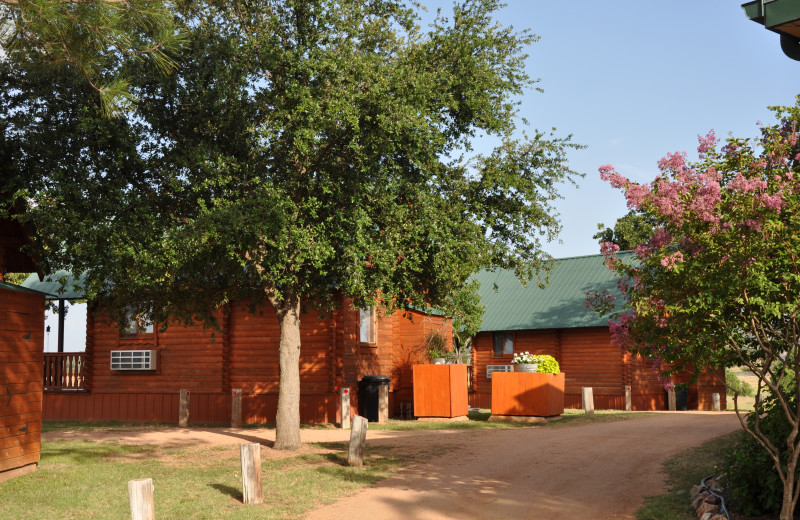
[636,430,742,520]
[0,440,406,520]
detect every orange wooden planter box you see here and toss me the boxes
[412,364,469,418]
[491,372,565,417]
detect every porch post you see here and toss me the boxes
[57,299,65,353]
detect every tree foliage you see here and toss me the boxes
[591,98,800,519]
[3,0,580,450]
[0,0,184,115]
[593,210,656,251]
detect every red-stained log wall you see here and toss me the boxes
[0,287,44,481]
[470,326,726,412]
[42,298,448,424]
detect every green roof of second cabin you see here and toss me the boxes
[474,253,632,332]
[21,270,86,300]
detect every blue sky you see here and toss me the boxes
[427,0,800,258]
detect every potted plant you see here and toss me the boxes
[512,351,539,372]
[511,353,561,373]
[424,330,448,364]
[532,355,560,374]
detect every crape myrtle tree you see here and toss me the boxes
[0,0,184,115]
[3,0,581,450]
[590,98,800,519]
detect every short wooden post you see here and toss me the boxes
[582,387,594,415]
[231,389,242,428]
[378,384,389,424]
[340,387,351,429]
[240,443,264,505]
[712,392,721,411]
[348,415,368,467]
[667,389,676,411]
[624,385,632,412]
[179,389,190,427]
[128,478,155,520]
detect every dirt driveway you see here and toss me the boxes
[44,411,742,519]
[312,412,742,520]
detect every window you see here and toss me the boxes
[123,308,153,336]
[492,332,514,357]
[359,307,376,344]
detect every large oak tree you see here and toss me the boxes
[2,0,580,450]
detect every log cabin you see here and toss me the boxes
[22,271,445,425]
[468,253,726,411]
[0,212,45,482]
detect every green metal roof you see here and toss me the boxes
[0,280,48,296]
[475,253,632,332]
[21,270,86,300]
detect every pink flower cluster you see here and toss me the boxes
[657,151,690,175]
[697,129,718,157]
[608,312,634,348]
[599,164,628,189]
[660,251,684,270]
[758,193,785,211]
[600,241,620,255]
[648,228,673,249]
[727,172,766,194]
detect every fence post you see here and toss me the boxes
[340,387,351,429]
[128,478,155,520]
[179,389,190,428]
[348,415,368,467]
[582,387,595,415]
[378,384,389,424]
[231,389,242,428]
[712,392,721,411]
[624,385,632,412]
[667,389,676,411]
[240,443,264,505]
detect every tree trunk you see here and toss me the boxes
[781,475,795,520]
[780,457,798,520]
[273,293,302,450]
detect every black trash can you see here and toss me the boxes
[676,389,689,411]
[358,375,391,422]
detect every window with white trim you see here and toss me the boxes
[359,307,376,344]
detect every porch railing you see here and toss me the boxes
[43,353,86,391]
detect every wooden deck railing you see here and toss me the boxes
[44,353,86,391]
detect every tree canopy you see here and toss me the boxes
[0,0,183,115]
[593,210,656,251]
[3,0,581,449]
[591,98,800,519]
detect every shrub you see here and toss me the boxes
[722,364,798,517]
[533,355,560,374]
[725,369,754,397]
[722,389,792,516]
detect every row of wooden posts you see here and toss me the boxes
[129,414,371,519]
[177,387,368,429]
[580,386,723,414]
